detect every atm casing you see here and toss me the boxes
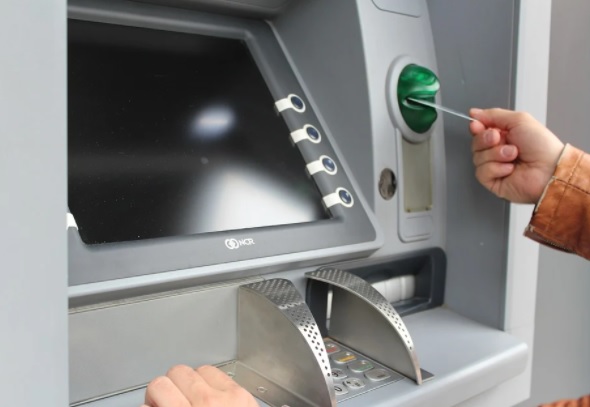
[65,0,529,406]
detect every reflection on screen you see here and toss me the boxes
[68,20,329,244]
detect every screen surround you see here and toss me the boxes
[67,0,381,291]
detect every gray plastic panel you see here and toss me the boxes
[426,0,517,329]
[356,0,447,256]
[372,0,424,17]
[134,0,294,18]
[273,0,446,259]
[77,308,527,407]
[271,1,375,209]
[67,0,382,290]
[0,1,69,406]
[69,277,261,404]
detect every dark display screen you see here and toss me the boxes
[68,20,329,245]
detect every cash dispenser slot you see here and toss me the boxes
[305,268,434,386]
[348,248,446,316]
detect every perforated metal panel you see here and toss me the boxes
[306,268,426,384]
[242,279,332,379]
[224,279,336,407]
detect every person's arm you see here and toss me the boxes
[469,108,590,260]
[470,109,590,407]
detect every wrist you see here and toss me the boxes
[550,141,567,172]
[534,143,570,206]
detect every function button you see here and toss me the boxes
[290,95,305,111]
[275,93,306,113]
[339,189,353,205]
[324,342,341,354]
[307,155,337,176]
[349,360,374,373]
[365,368,391,382]
[290,125,321,144]
[334,384,349,396]
[332,350,357,364]
[323,187,355,209]
[306,125,320,141]
[343,378,366,390]
[330,368,348,380]
[322,157,337,173]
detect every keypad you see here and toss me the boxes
[324,339,403,402]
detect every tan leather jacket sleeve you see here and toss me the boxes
[539,394,590,407]
[525,144,590,260]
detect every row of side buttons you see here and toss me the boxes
[275,93,354,209]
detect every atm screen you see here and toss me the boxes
[68,20,329,245]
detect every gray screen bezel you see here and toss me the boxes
[68,0,381,288]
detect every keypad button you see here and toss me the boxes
[343,377,366,390]
[334,384,349,396]
[365,368,391,382]
[349,360,374,373]
[331,351,357,364]
[331,368,347,380]
[324,342,340,354]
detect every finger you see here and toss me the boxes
[469,117,486,135]
[473,144,518,167]
[196,365,238,392]
[472,128,502,153]
[471,107,529,130]
[166,365,208,400]
[475,162,515,187]
[145,376,191,407]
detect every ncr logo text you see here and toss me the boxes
[225,238,256,250]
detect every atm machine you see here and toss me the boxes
[11,0,532,406]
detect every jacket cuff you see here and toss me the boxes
[524,144,590,260]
